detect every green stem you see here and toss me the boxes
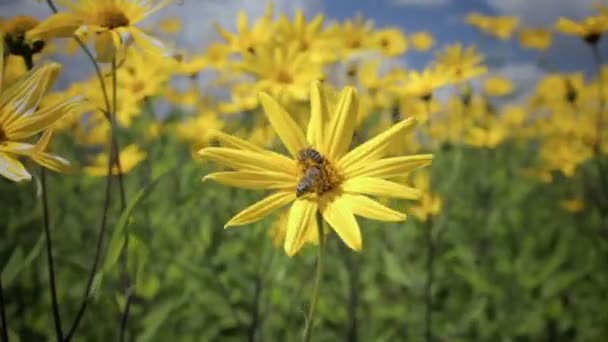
[303,212,325,342]
[423,218,434,342]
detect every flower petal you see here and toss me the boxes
[325,86,358,160]
[321,196,362,251]
[210,130,265,152]
[284,198,318,256]
[4,98,83,140]
[342,177,422,200]
[306,80,328,148]
[339,117,417,174]
[198,147,296,174]
[343,194,407,221]
[203,171,296,189]
[26,12,83,40]
[0,152,31,182]
[0,63,61,127]
[258,92,308,157]
[346,154,433,179]
[225,191,295,227]
[130,27,171,57]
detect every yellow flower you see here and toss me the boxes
[214,4,274,55]
[117,48,173,102]
[392,67,452,100]
[466,13,519,40]
[434,44,487,83]
[0,39,82,181]
[373,28,408,56]
[555,15,608,44]
[408,170,441,222]
[483,76,515,97]
[276,10,336,63]
[560,198,585,213]
[235,44,324,102]
[158,17,182,35]
[199,82,433,256]
[173,42,230,76]
[175,109,224,149]
[328,17,374,57]
[83,144,147,176]
[28,0,173,62]
[518,28,552,50]
[2,15,46,61]
[410,31,434,52]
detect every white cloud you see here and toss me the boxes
[390,0,449,7]
[487,0,597,26]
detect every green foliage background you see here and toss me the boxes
[1,109,608,341]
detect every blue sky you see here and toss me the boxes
[2,0,606,88]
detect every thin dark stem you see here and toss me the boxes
[63,154,113,341]
[424,219,434,342]
[25,55,64,341]
[41,169,64,341]
[303,213,325,342]
[118,295,132,342]
[0,278,8,342]
[591,44,605,153]
[247,276,262,342]
[111,58,130,342]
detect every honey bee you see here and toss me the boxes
[296,165,322,197]
[297,147,325,165]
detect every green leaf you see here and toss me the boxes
[1,247,24,286]
[103,170,169,272]
[1,235,44,286]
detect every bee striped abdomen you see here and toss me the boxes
[296,166,321,197]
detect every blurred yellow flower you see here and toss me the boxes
[408,170,441,222]
[518,28,552,50]
[175,109,224,149]
[84,144,147,176]
[28,0,173,62]
[214,4,274,55]
[2,15,46,61]
[483,76,515,97]
[235,44,324,102]
[199,82,433,255]
[410,31,434,52]
[393,67,451,100]
[159,17,182,35]
[555,15,608,44]
[276,10,335,63]
[466,13,519,40]
[373,27,408,56]
[560,198,585,213]
[435,44,487,83]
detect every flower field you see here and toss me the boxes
[1,1,607,341]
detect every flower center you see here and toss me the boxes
[275,70,293,84]
[295,147,343,198]
[131,81,146,94]
[2,15,45,57]
[98,9,130,29]
[3,15,40,36]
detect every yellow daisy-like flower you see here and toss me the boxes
[0,37,82,181]
[518,27,552,51]
[434,43,487,83]
[483,76,515,97]
[410,31,434,52]
[199,81,433,256]
[466,12,519,40]
[27,0,173,62]
[373,27,408,57]
[83,144,147,176]
[555,15,608,45]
